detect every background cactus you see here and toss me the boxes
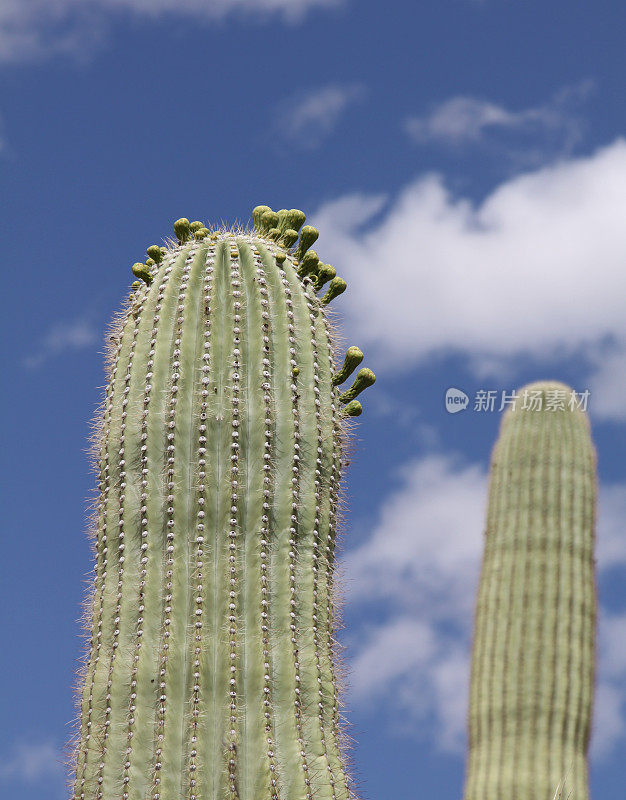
[464,381,597,800]
[70,207,374,800]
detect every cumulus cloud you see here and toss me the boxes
[0,0,342,62]
[0,740,63,784]
[23,318,97,369]
[275,84,366,149]
[312,139,626,403]
[344,455,486,618]
[587,345,626,421]
[341,453,626,757]
[342,454,486,752]
[404,82,592,156]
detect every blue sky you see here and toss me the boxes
[2,1,626,798]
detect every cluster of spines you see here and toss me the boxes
[226,242,242,800]
[320,311,353,800]
[251,246,281,800]
[119,247,174,800]
[93,292,144,797]
[186,243,216,800]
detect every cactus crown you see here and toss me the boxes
[71,206,374,800]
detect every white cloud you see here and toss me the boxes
[405,82,591,153]
[0,740,63,783]
[312,138,626,402]
[344,456,486,618]
[342,452,626,758]
[591,681,626,759]
[23,318,97,369]
[0,0,342,62]
[406,96,516,145]
[597,482,626,568]
[342,454,486,752]
[275,84,365,149]
[587,345,626,421]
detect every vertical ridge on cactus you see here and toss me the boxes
[70,208,374,800]
[463,381,597,800]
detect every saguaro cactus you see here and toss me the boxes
[464,381,597,800]
[71,207,374,800]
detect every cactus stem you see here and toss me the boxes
[322,309,351,800]
[185,245,216,800]
[464,383,596,800]
[251,246,281,796]
[120,249,176,800]
[303,279,341,800]
[73,307,126,800]
[225,242,243,800]
[151,245,201,800]
[96,289,144,799]
[72,208,370,800]
[276,251,314,800]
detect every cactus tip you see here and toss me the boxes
[253,205,272,232]
[297,250,320,279]
[294,225,319,261]
[314,263,336,292]
[341,400,363,417]
[333,346,364,385]
[261,210,279,235]
[280,229,299,249]
[338,367,376,404]
[146,244,163,263]
[174,217,191,243]
[321,276,347,306]
[284,208,306,233]
[132,262,153,285]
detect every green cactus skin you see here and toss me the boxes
[70,207,374,800]
[464,381,597,800]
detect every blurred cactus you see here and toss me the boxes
[464,381,597,800]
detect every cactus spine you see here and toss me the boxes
[71,207,374,800]
[464,381,597,800]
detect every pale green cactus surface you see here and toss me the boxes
[70,207,374,800]
[464,381,597,800]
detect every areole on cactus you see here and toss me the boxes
[71,206,375,800]
[464,381,597,800]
